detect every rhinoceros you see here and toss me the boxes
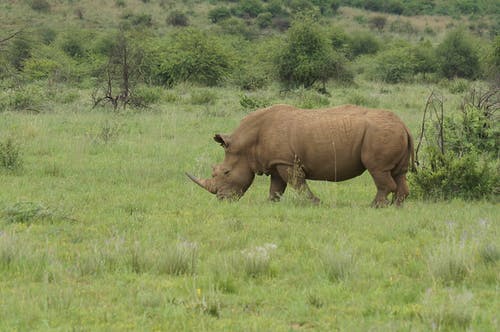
[187,104,414,207]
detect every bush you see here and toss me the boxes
[167,11,189,27]
[218,17,258,39]
[58,33,87,58]
[411,149,499,200]
[485,36,500,85]
[239,94,268,111]
[436,29,480,79]
[266,0,285,17]
[23,45,77,82]
[121,13,153,28]
[445,104,499,157]
[411,40,438,77]
[6,85,45,111]
[156,30,233,86]
[372,46,416,83]
[256,12,273,29]
[30,0,50,12]
[348,31,380,58]
[412,89,499,200]
[0,138,23,172]
[233,67,269,90]
[7,37,32,70]
[369,15,387,31]
[208,6,231,23]
[233,0,264,18]
[312,0,341,16]
[130,84,163,107]
[275,16,348,89]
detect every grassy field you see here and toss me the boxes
[0,82,498,330]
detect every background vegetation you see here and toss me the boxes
[1,0,498,330]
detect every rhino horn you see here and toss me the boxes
[186,172,217,194]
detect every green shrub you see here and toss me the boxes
[295,88,331,108]
[232,66,269,90]
[348,31,380,58]
[7,85,45,111]
[7,37,32,70]
[445,104,499,157]
[239,94,268,111]
[312,0,341,15]
[266,0,285,17]
[218,17,257,39]
[372,46,415,83]
[29,0,50,12]
[389,19,417,35]
[156,30,232,86]
[130,84,163,107]
[411,149,499,200]
[57,31,88,59]
[233,0,264,18]
[256,12,273,29]
[288,0,315,14]
[275,16,348,89]
[411,40,438,77]
[0,138,23,172]
[167,11,189,27]
[436,29,480,79]
[369,15,387,31]
[37,26,57,44]
[122,13,153,28]
[208,6,231,23]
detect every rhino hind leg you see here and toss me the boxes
[392,174,409,206]
[368,169,397,208]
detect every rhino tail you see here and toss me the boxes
[406,127,416,173]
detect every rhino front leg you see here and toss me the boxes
[269,171,287,201]
[275,165,321,204]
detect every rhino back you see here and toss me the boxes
[230,105,408,181]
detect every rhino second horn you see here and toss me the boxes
[186,172,216,194]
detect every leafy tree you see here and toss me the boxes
[275,16,349,89]
[436,29,480,79]
[372,46,415,83]
[412,40,438,77]
[156,30,233,87]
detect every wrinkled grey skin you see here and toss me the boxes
[187,104,414,207]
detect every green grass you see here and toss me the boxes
[0,82,498,330]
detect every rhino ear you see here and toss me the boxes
[214,134,230,148]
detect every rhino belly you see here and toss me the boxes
[297,139,366,181]
[304,157,366,182]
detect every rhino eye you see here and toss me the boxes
[224,169,230,175]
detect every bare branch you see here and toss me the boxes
[0,30,23,45]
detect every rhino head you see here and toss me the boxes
[187,133,255,201]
